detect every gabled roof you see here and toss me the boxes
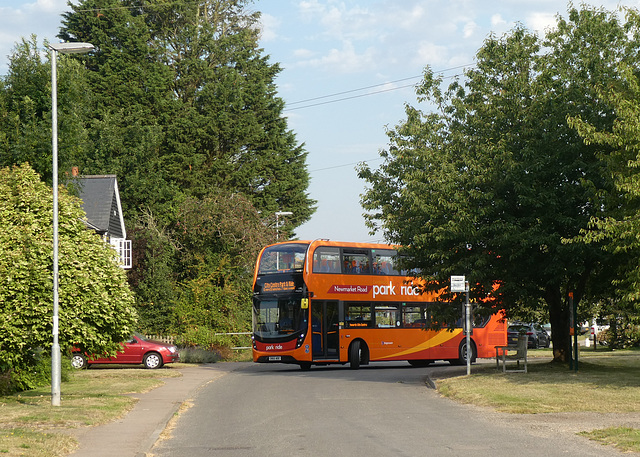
[75,175,126,239]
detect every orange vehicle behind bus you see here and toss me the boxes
[252,240,506,370]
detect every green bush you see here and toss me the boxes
[178,347,221,364]
[599,321,640,349]
[174,326,243,350]
[0,349,71,395]
[0,164,138,393]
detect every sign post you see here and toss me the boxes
[451,276,471,375]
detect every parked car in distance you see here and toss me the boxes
[507,323,551,349]
[71,334,179,369]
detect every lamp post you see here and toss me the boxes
[275,211,293,240]
[49,41,94,407]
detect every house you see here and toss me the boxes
[74,173,132,269]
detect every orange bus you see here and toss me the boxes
[252,240,506,370]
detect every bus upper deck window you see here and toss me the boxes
[313,247,340,273]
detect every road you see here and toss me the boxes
[151,361,619,457]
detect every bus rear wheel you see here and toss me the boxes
[451,340,476,365]
[349,340,362,369]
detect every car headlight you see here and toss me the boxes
[168,346,177,354]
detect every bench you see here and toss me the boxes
[495,335,528,373]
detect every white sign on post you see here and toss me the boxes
[450,275,466,292]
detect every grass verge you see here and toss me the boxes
[579,427,640,453]
[0,363,183,457]
[437,348,640,451]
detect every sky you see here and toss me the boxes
[1,0,639,244]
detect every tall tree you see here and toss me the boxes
[170,191,276,347]
[359,5,640,362]
[568,61,640,333]
[0,0,315,343]
[58,0,315,229]
[0,36,94,183]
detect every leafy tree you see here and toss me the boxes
[568,61,640,343]
[170,191,276,345]
[359,5,640,362]
[128,190,277,337]
[0,36,94,183]
[127,208,179,334]
[0,0,315,349]
[0,163,137,391]
[57,0,315,230]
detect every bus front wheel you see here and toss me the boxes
[349,340,361,369]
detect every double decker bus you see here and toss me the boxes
[252,240,506,370]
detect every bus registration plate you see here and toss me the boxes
[269,356,281,361]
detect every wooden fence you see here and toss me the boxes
[144,332,252,350]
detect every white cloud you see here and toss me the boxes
[291,1,468,74]
[259,13,281,42]
[318,4,377,41]
[490,14,507,29]
[293,48,315,58]
[298,40,376,73]
[526,11,557,34]
[412,41,449,68]
[0,1,67,74]
[298,0,328,20]
[394,4,428,29]
[462,21,479,39]
[32,0,66,13]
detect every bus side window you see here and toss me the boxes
[313,247,341,273]
[375,305,399,328]
[402,305,426,328]
[371,249,401,275]
[342,250,371,275]
[345,303,372,328]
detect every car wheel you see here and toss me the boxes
[71,353,87,369]
[143,352,163,369]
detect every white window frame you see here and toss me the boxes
[110,238,132,269]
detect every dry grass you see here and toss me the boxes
[437,350,640,452]
[0,364,182,456]
[438,352,640,414]
[580,427,640,453]
[0,429,77,457]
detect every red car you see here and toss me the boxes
[71,334,179,369]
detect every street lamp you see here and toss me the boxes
[49,41,94,407]
[275,211,293,240]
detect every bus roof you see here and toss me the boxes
[284,240,399,250]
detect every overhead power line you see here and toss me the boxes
[282,64,474,112]
[285,74,425,106]
[309,157,383,173]
[284,82,418,112]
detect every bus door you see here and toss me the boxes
[311,300,339,359]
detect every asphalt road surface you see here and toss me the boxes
[151,361,620,457]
